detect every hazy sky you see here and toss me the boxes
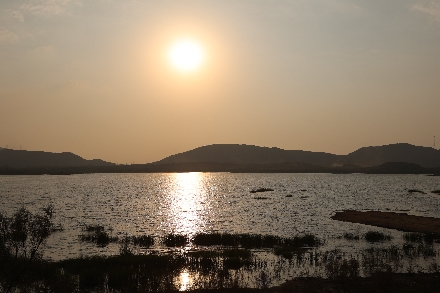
[1,0,439,164]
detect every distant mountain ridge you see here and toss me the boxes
[155,143,440,168]
[1,143,439,172]
[0,149,114,168]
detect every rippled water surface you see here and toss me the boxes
[1,173,439,260]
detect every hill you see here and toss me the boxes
[0,149,114,168]
[155,143,440,168]
[1,143,439,174]
[154,144,341,166]
[345,143,440,168]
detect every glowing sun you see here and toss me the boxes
[168,39,205,73]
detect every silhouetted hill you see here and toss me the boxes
[0,149,114,168]
[1,143,439,175]
[345,143,440,168]
[154,144,341,166]
[154,143,440,168]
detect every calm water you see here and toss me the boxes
[1,173,439,260]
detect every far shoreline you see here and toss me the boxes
[1,161,439,175]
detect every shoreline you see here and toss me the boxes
[332,210,440,234]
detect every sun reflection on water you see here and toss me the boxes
[177,269,193,291]
[166,173,206,290]
[166,172,207,238]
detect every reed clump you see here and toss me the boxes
[364,231,392,242]
[163,234,188,247]
[250,188,274,193]
[79,224,118,247]
[403,232,440,245]
[222,249,252,270]
[342,233,360,240]
[193,233,320,249]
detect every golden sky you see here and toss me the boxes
[1,0,440,163]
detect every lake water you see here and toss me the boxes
[1,173,439,261]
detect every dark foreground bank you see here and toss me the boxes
[204,273,440,293]
[2,254,440,293]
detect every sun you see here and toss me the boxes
[168,39,205,73]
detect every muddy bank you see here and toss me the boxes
[332,210,440,234]
[272,273,440,293]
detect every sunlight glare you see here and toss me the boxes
[167,172,207,237]
[178,269,193,291]
[168,39,205,73]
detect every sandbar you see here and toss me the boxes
[332,210,440,234]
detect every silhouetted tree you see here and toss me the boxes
[0,205,55,293]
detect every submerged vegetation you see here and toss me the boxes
[342,232,360,240]
[364,231,392,242]
[1,238,439,292]
[1,207,440,292]
[193,232,320,249]
[79,224,118,247]
[250,188,274,193]
[164,234,188,247]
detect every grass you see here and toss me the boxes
[83,224,105,232]
[364,231,392,242]
[403,232,440,245]
[343,233,360,240]
[322,250,360,279]
[2,206,439,292]
[193,233,320,249]
[163,233,188,247]
[404,232,424,243]
[222,249,252,270]
[131,235,155,247]
[2,219,439,293]
[2,237,439,292]
[79,224,118,247]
